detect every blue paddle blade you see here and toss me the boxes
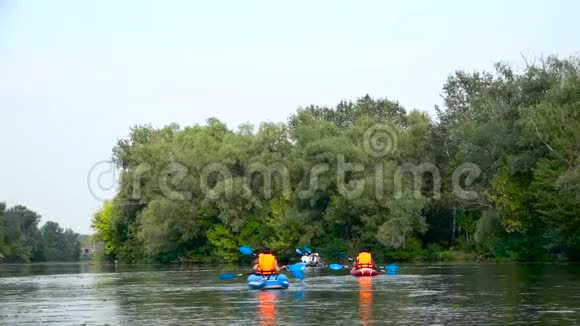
[287,263,306,280]
[240,245,254,256]
[329,263,344,271]
[291,270,305,280]
[304,246,312,254]
[287,263,306,272]
[286,263,305,280]
[296,248,303,255]
[386,264,399,272]
[219,273,238,281]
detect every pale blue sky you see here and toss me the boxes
[0,0,578,233]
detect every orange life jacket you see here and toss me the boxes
[258,253,277,275]
[356,252,373,269]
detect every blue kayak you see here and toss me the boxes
[247,274,289,290]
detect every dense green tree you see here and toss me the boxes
[0,203,80,263]
[93,56,580,263]
[0,205,41,262]
[435,56,580,260]
[38,221,81,262]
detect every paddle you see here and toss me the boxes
[217,246,254,281]
[335,252,399,272]
[337,253,354,261]
[329,263,346,271]
[331,263,382,272]
[329,262,400,274]
[219,266,306,281]
[385,264,399,274]
[331,254,354,271]
[240,245,255,256]
[297,248,309,264]
[303,246,312,254]
[219,273,243,281]
[286,263,306,280]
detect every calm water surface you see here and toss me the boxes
[0,263,579,325]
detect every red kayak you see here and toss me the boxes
[351,268,379,277]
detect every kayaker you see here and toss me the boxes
[352,248,377,271]
[300,253,310,264]
[253,248,287,275]
[308,250,326,267]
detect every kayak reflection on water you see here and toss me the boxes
[359,277,373,326]
[259,291,278,326]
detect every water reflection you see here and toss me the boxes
[259,291,278,326]
[2,263,580,325]
[294,284,305,301]
[358,277,373,326]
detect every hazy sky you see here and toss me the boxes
[0,0,578,234]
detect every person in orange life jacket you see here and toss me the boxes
[352,248,377,271]
[253,248,287,275]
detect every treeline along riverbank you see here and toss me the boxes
[92,56,580,264]
[0,202,81,263]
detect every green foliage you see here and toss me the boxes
[91,200,118,256]
[423,243,443,261]
[438,250,455,261]
[495,230,547,261]
[207,225,240,262]
[0,204,40,262]
[470,210,501,257]
[0,202,80,263]
[38,221,81,261]
[92,56,580,263]
[386,238,424,261]
[427,55,580,261]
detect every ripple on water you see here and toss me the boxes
[1,263,580,325]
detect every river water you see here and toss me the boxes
[0,263,579,325]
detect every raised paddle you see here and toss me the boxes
[220,250,252,281]
[240,245,255,256]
